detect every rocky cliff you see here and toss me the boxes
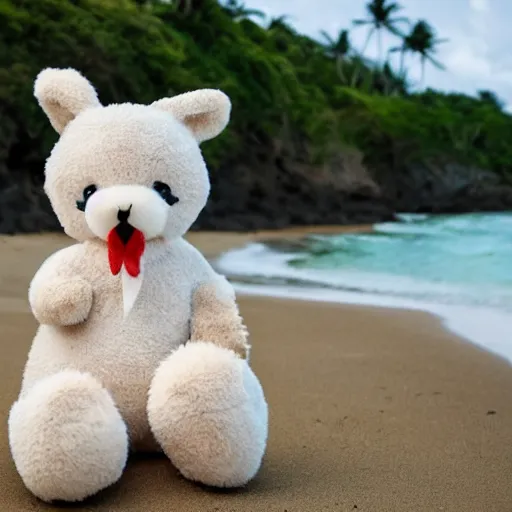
[196,151,512,230]
[2,147,511,236]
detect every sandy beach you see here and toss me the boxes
[1,231,512,511]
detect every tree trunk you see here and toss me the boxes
[350,61,361,88]
[400,47,406,76]
[335,55,346,83]
[361,27,374,55]
[377,29,382,63]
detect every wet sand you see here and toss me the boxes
[0,232,511,511]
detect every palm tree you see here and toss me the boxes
[223,0,265,22]
[267,15,296,52]
[374,61,409,96]
[478,90,504,111]
[391,20,447,83]
[268,15,295,33]
[353,0,409,63]
[320,29,351,81]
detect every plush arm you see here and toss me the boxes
[189,274,250,360]
[28,247,93,327]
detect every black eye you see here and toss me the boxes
[153,181,179,206]
[76,184,97,212]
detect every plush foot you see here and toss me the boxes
[8,370,129,503]
[147,342,268,488]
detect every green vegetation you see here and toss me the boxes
[1,0,512,188]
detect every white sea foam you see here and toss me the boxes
[213,213,512,365]
[228,280,512,366]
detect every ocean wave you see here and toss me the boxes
[213,212,512,364]
[214,240,512,312]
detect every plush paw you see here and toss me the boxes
[29,277,93,326]
[147,341,268,487]
[8,370,128,503]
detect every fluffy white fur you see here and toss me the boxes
[34,67,101,134]
[8,370,128,502]
[147,342,268,487]
[8,67,268,503]
[85,184,168,241]
[151,89,231,143]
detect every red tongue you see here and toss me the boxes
[107,227,145,277]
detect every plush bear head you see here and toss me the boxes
[35,68,230,246]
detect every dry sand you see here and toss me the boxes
[0,231,511,511]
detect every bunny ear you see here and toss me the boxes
[151,89,231,143]
[34,67,102,134]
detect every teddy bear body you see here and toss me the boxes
[8,68,268,504]
[21,237,217,450]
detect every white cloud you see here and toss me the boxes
[445,44,490,77]
[469,0,490,12]
[443,1,492,80]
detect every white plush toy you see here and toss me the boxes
[7,68,268,503]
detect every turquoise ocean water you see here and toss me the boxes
[214,213,512,363]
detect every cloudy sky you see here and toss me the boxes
[242,0,512,109]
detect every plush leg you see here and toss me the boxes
[147,342,268,488]
[8,370,129,503]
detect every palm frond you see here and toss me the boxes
[244,8,266,19]
[384,4,403,16]
[389,16,410,24]
[320,29,335,46]
[427,55,445,69]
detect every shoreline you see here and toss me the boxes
[206,227,512,368]
[3,225,510,367]
[223,280,512,368]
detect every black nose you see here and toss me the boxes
[117,205,132,223]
